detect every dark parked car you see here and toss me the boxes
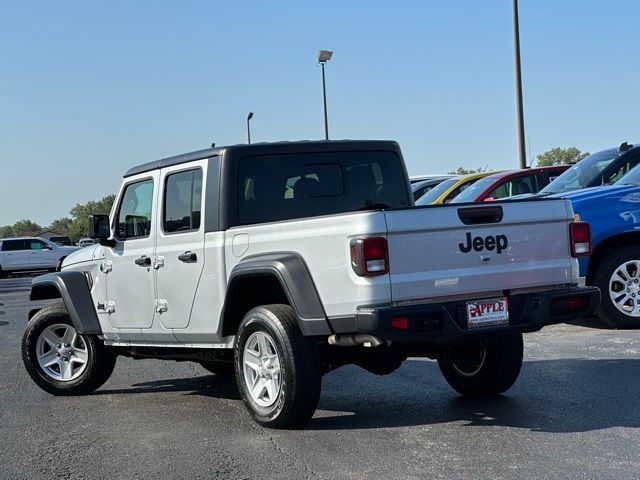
[47,236,73,246]
[536,142,640,196]
[450,165,570,203]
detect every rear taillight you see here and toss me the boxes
[350,237,389,276]
[569,221,591,257]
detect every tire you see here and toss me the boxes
[200,361,234,376]
[593,246,640,328]
[438,333,523,396]
[22,302,117,395]
[56,257,67,272]
[234,304,321,429]
[0,266,6,279]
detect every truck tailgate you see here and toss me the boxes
[384,199,576,303]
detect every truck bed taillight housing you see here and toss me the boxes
[569,221,591,257]
[350,237,389,276]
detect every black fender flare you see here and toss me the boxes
[224,253,331,336]
[30,271,102,335]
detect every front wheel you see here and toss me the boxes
[438,333,523,396]
[234,304,321,429]
[22,302,117,395]
[593,246,640,328]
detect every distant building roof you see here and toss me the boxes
[28,231,67,239]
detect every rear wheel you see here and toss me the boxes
[438,333,523,396]
[0,266,5,279]
[234,304,321,429]
[593,246,640,328]
[22,303,117,395]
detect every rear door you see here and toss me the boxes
[384,200,575,303]
[154,162,206,329]
[1,240,29,270]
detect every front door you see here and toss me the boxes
[27,239,57,269]
[154,164,205,329]
[105,173,158,330]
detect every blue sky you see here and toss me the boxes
[1,0,639,225]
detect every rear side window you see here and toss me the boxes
[115,179,154,240]
[1,239,27,251]
[163,168,203,233]
[238,151,410,224]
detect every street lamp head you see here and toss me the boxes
[247,111,254,120]
[317,50,333,63]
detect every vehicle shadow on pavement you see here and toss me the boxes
[94,358,640,433]
[570,316,616,330]
[308,358,640,432]
[97,374,240,400]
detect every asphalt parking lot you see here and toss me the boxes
[1,277,639,480]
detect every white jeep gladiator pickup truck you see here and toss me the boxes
[21,140,600,428]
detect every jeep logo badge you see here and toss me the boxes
[459,232,508,254]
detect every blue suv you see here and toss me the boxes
[556,143,640,328]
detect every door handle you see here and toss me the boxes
[178,251,197,263]
[135,255,152,267]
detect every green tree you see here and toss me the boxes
[447,166,489,175]
[68,195,115,242]
[48,217,73,235]
[0,225,15,238]
[536,147,589,167]
[12,219,42,236]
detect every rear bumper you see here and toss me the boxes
[328,287,600,346]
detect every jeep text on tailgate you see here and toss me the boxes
[21,140,600,428]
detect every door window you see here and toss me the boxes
[1,239,27,251]
[115,179,154,240]
[606,158,640,184]
[163,169,203,233]
[29,239,49,250]
[491,175,536,199]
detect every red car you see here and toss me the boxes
[450,165,570,203]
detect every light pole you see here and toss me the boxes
[247,111,253,144]
[317,50,333,140]
[512,0,527,169]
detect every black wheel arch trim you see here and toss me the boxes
[223,253,332,336]
[29,272,102,335]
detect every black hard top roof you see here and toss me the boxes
[123,139,400,177]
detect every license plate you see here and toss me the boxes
[466,297,509,329]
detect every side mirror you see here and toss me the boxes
[88,214,114,246]
[44,245,53,250]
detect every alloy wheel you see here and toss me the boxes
[609,260,640,317]
[36,323,89,381]
[242,331,282,407]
